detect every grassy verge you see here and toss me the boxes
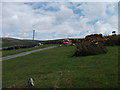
[2,46,118,88]
[1,44,57,57]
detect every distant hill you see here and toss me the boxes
[1,34,119,48]
[1,37,40,48]
[0,37,87,48]
[1,37,84,48]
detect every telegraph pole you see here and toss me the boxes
[33,30,35,40]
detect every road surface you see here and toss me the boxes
[0,46,57,61]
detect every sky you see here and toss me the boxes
[1,2,118,40]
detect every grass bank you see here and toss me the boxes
[2,46,118,88]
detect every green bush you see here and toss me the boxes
[73,34,120,56]
[74,41,107,56]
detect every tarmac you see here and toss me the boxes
[0,46,57,61]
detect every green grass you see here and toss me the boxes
[2,46,119,88]
[1,44,57,57]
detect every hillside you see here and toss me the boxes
[1,37,40,48]
[1,37,83,48]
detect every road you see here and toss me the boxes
[0,46,57,61]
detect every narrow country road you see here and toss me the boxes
[0,46,57,61]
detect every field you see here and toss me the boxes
[2,46,119,88]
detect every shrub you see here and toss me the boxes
[73,34,120,56]
[85,34,120,46]
[74,41,107,56]
[103,35,120,46]
[85,34,103,41]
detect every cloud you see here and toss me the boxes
[2,2,118,40]
[55,5,73,22]
[3,3,34,31]
[78,3,109,20]
[77,2,118,35]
